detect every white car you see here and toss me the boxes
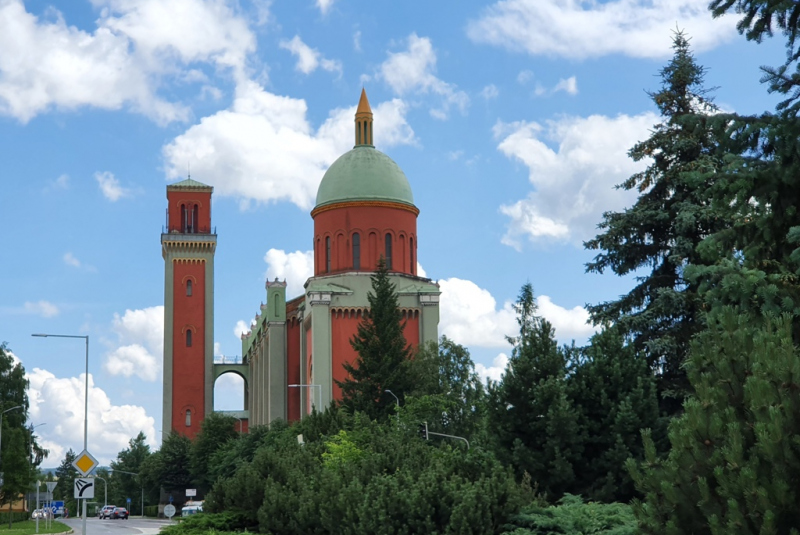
[98,505,117,519]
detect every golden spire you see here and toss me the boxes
[355,88,373,146]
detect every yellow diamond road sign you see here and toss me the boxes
[72,450,98,476]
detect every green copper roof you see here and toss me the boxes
[168,178,212,189]
[315,146,414,208]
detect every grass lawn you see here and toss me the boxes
[0,520,70,535]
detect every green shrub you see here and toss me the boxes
[501,495,637,535]
[160,511,253,535]
[144,505,159,517]
[0,512,31,524]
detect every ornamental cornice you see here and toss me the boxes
[311,199,419,217]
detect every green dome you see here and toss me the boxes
[315,146,414,208]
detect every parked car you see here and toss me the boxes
[110,507,129,520]
[31,509,44,519]
[181,504,203,517]
[98,505,116,519]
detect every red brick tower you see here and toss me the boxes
[161,178,216,438]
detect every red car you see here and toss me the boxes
[110,507,129,520]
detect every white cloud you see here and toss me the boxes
[27,367,156,465]
[480,84,499,100]
[475,353,509,384]
[63,252,81,268]
[51,174,70,190]
[95,171,131,201]
[234,320,249,339]
[264,248,315,297]
[316,0,335,15]
[93,0,254,74]
[24,300,59,318]
[467,0,736,59]
[353,30,362,52]
[553,76,578,95]
[495,113,655,247]
[163,81,415,209]
[536,295,595,340]
[213,372,245,411]
[517,70,534,85]
[280,35,342,75]
[378,33,469,120]
[103,306,163,382]
[438,278,517,348]
[438,277,596,348]
[416,262,427,278]
[0,0,254,124]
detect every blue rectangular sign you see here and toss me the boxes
[50,501,64,516]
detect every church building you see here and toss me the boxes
[161,90,440,436]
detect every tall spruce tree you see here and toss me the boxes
[568,326,661,503]
[585,31,721,414]
[685,0,800,335]
[488,283,581,499]
[337,257,414,421]
[629,309,800,534]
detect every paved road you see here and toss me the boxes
[60,517,174,535]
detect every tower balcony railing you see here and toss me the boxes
[162,225,217,235]
[214,355,243,365]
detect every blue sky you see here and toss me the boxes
[0,0,785,465]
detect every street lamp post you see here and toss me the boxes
[94,476,107,507]
[32,334,89,535]
[384,390,400,423]
[109,469,144,519]
[288,384,322,413]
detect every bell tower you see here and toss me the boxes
[161,178,216,438]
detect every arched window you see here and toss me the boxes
[275,294,280,316]
[186,279,193,296]
[181,204,187,232]
[410,237,414,274]
[192,204,199,233]
[326,237,331,273]
[352,233,361,270]
[385,233,393,270]
[185,409,191,427]
[186,329,192,347]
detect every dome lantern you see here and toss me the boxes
[355,88,373,147]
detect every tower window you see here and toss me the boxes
[186,279,193,296]
[185,409,191,427]
[385,233,392,270]
[186,329,192,347]
[410,237,414,274]
[353,233,360,270]
[192,204,198,233]
[326,237,331,273]
[181,204,187,232]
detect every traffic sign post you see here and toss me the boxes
[164,504,176,519]
[72,450,98,476]
[74,479,94,499]
[44,483,57,530]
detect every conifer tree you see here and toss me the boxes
[569,326,661,503]
[488,283,581,499]
[686,0,800,334]
[0,343,38,523]
[629,309,800,534]
[54,449,79,517]
[338,257,413,421]
[585,31,721,413]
